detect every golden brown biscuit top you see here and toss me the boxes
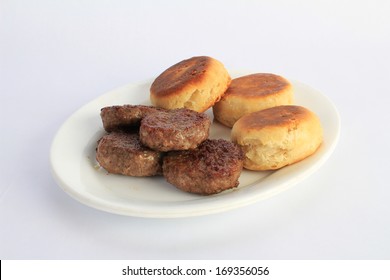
[236,105,311,130]
[150,56,212,97]
[226,73,290,98]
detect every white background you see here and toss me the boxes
[1,0,390,259]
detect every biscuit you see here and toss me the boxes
[150,56,231,112]
[231,105,323,170]
[213,73,294,127]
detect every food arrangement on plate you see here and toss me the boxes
[95,56,323,196]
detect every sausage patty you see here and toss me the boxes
[100,105,166,132]
[162,139,244,195]
[96,131,163,176]
[139,108,211,152]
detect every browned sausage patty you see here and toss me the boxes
[96,131,163,176]
[100,105,166,132]
[162,139,244,195]
[139,108,211,152]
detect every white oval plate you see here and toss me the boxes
[50,75,340,218]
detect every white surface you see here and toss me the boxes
[50,78,339,218]
[1,0,390,259]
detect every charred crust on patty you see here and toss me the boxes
[100,105,166,132]
[96,131,163,176]
[162,139,244,195]
[139,108,211,151]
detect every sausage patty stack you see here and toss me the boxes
[97,105,244,195]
